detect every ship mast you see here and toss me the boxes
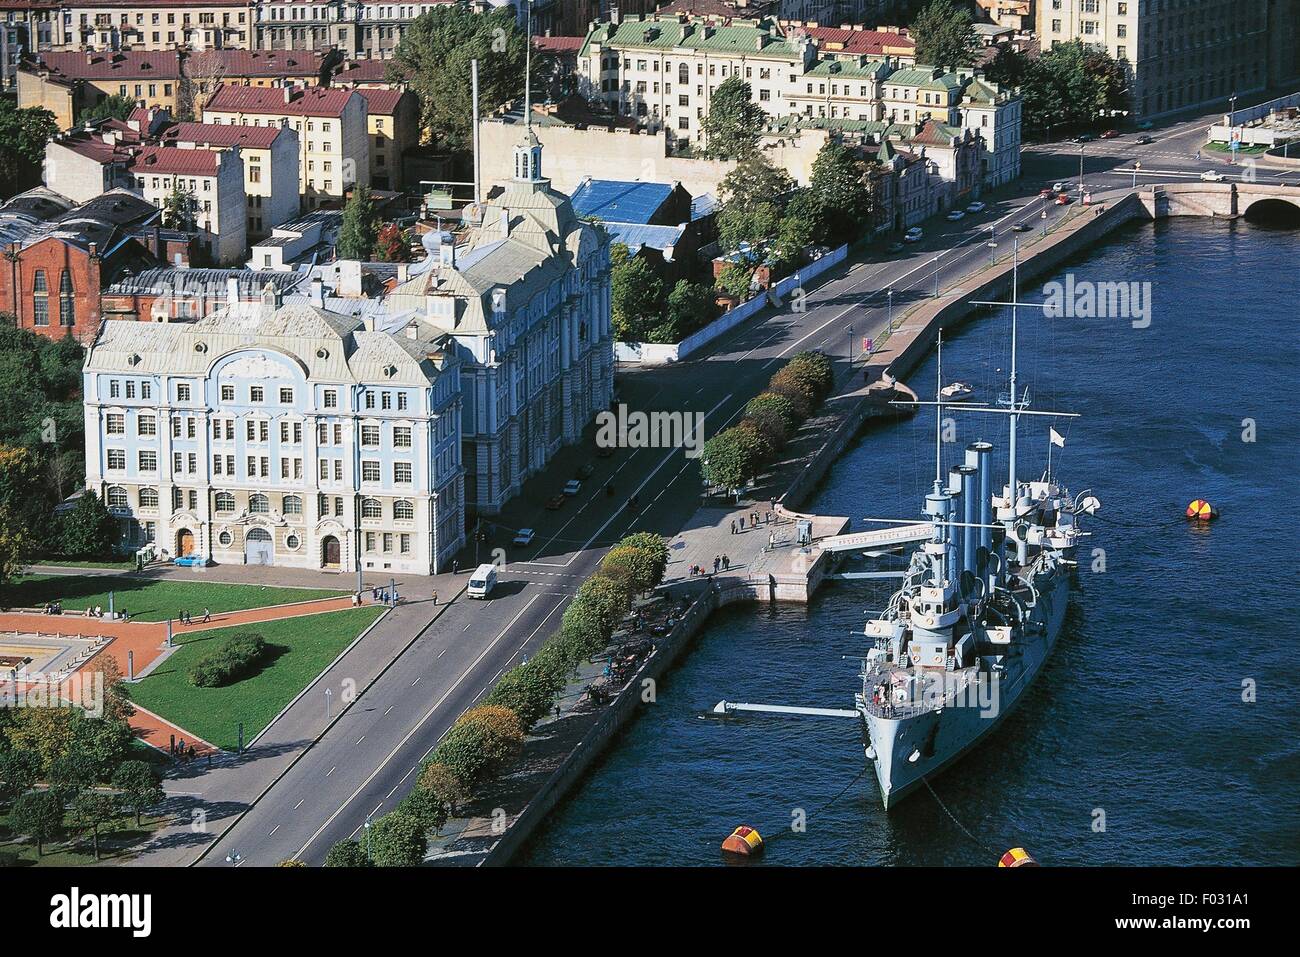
[934,330,944,485]
[1007,236,1020,500]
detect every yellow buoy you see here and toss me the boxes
[1185,500,1219,521]
[722,825,764,858]
[998,847,1038,867]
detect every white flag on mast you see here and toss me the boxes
[1049,428,1066,448]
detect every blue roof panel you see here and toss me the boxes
[570,179,675,224]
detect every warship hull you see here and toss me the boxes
[860,568,1071,809]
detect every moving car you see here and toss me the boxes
[467,564,498,599]
[1136,134,1154,145]
[576,463,596,479]
[1200,170,1225,182]
[945,209,965,221]
[887,241,905,253]
[563,479,582,496]
[966,201,986,213]
[1055,193,1072,205]
[1052,182,1071,193]
[1039,188,1055,198]
[545,494,566,510]
[1075,133,1094,143]
[512,528,535,547]
[1101,129,1121,139]
[1011,221,1031,232]
[904,227,924,242]
[174,554,209,567]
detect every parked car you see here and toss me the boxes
[966,201,986,213]
[545,494,566,510]
[1101,129,1121,139]
[563,479,582,496]
[1011,221,1031,232]
[887,241,905,253]
[576,463,596,479]
[1055,193,1072,205]
[1039,187,1055,198]
[904,227,924,242]
[174,554,209,567]
[1200,170,1225,182]
[945,209,965,221]
[513,528,535,547]
[1075,133,1094,143]
[1136,134,1154,145]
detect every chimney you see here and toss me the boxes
[261,280,281,309]
[396,262,408,283]
[310,274,324,306]
[226,275,240,305]
[404,320,418,340]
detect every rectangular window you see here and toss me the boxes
[221,384,235,401]
[399,534,410,554]
[397,393,408,411]
[279,387,293,404]
[177,383,191,402]
[362,461,380,483]
[393,426,411,448]
[138,415,156,437]
[250,385,264,403]
[361,425,380,446]
[106,413,125,435]
[137,450,156,471]
[324,389,337,408]
[393,462,412,484]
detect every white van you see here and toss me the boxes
[466,564,498,599]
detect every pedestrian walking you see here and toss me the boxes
[452,560,458,575]
[723,554,730,571]
[769,532,776,552]
[202,608,210,623]
[713,556,720,574]
[432,590,439,606]
[730,520,736,535]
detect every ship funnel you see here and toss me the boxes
[958,465,978,582]
[924,485,955,587]
[948,467,965,577]
[967,441,995,588]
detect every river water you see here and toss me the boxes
[522,217,1300,866]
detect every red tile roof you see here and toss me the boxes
[165,122,286,150]
[330,58,410,85]
[27,50,183,81]
[128,146,224,177]
[357,87,408,116]
[533,36,584,53]
[55,127,140,165]
[203,84,359,119]
[800,26,915,56]
[208,49,330,78]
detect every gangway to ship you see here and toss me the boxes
[711,701,858,719]
[817,522,932,555]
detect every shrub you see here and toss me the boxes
[188,632,268,688]
[701,425,768,490]
[324,839,372,867]
[368,812,427,867]
[746,392,801,432]
[734,419,776,463]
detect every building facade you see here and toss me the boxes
[387,132,613,516]
[82,287,466,574]
[201,82,369,207]
[355,86,417,191]
[1036,0,1277,118]
[128,145,247,265]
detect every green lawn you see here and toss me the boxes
[32,558,138,571]
[0,804,163,866]
[127,605,385,750]
[1,574,347,621]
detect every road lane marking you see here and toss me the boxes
[295,594,543,860]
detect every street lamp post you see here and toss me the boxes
[1078,143,1085,200]
[1132,161,1141,188]
[847,323,853,366]
[987,225,997,266]
[932,253,942,298]
[886,288,894,331]
[364,817,373,863]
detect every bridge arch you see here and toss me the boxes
[1242,195,1300,226]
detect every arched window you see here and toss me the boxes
[139,487,159,509]
[106,486,128,508]
[361,498,382,519]
[32,270,49,326]
[393,500,414,521]
[58,271,75,327]
[249,493,270,513]
[282,495,302,515]
[215,492,235,512]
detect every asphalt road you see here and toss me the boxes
[202,99,1284,866]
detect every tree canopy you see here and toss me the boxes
[910,0,981,69]
[609,244,664,342]
[0,100,57,198]
[78,95,137,125]
[337,187,381,261]
[701,76,767,160]
[393,5,528,151]
[1018,40,1129,135]
[809,142,873,246]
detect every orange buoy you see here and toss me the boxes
[722,825,764,858]
[998,847,1039,867]
[1185,500,1219,521]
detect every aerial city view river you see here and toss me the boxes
[522,216,1300,867]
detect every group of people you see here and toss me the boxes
[41,601,65,615]
[170,736,197,762]
[177,609,210,626]
[370,586,399,605]
[730,511,775,534]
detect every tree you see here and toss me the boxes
[701,426,768,490]
[745,392,801,433]
[1020,41,1128,135]
[910,0,980,69]
[718,154,794,209]
[161,182,198,231]
[809,143,872,246]
[337,187,381,261]
[367,812,427,867]
[78,95,137,125]
[485,663,564,730]
[49,751,98,802]
[775,188,820,264]
[417,761,472,817]
[180,48,226,120]
[786,350,835,401]
[618,532,670,588]
[0,100,58,198]
[600,545,661,596]
[769,365,823,412]
[56,489,118,560]
[375,223,410,263]
[610,244,663,342]
[394,5,527,150]
[716,262,754,301]
[11,789,63,855]
[70,790,120,861]
[111,761,164,826]
[701,76,766,160]
[430,705,524,791]
[0,749,40,804]
[983,45,1031,90]
[396,786,449,835]
[3,708,78,776]
[647,280,715,344]
[324,838,372,867]
[717,201,782,254]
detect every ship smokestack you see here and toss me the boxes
[959,465,978,583]
[948,467,965,579]
[968,441,994,587]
